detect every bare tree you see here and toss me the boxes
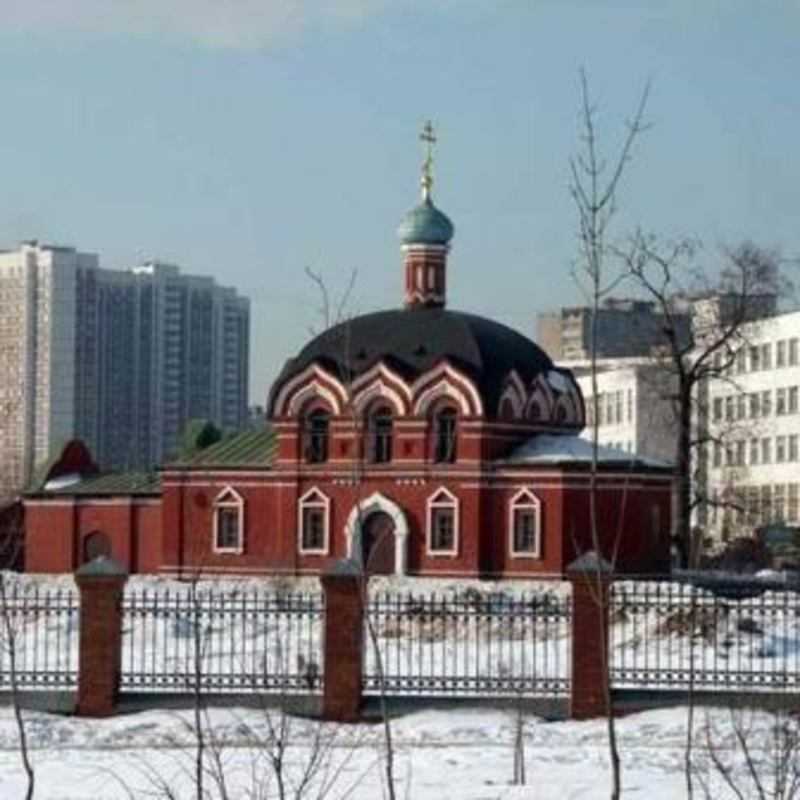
[304,265,399,800]
[569,67,650,800]
[0,360,34,798]
[693,703,800,799]
[616,235,789,567]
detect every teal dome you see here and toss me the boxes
[397,197,454,246]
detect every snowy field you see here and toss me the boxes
[0,703,793,799]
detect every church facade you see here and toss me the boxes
[23,133,673,578]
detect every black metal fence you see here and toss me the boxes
[121,588,325,693]
[611,579,800,691]
[0,585,79,690]
[364,591,571,697]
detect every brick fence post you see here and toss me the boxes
[75,555,128,716]
[321,559,364,722]
[567,551,614,720]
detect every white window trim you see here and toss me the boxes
[297,487,331,556]
[426,487,459,557]
[508,488,542,559]
[212,486,245,554]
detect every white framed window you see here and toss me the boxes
[508,489,542,558]
[213,487,245,554]
[297,488,330,555]
[426,488,459,556]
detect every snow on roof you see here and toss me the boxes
[502,434,671,468]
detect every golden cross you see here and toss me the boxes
[419,120,436,199]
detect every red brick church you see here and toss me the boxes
[23,132,673,577]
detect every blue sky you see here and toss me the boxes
[0,1,798,401]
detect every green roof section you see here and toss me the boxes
[167,428,277,469]
[34,472,162,497]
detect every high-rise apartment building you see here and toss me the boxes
[536,298,691,361]
[0,242,249,492]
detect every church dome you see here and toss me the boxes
[269,307,571,417]
[397,197,454,246]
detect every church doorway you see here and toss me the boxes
[345,492,408,576]
[361,511,396,574]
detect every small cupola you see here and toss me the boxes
[397,121,454,309]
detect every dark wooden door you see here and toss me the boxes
[361,511,395,575]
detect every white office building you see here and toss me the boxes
[0,242,249,492]
[572,360,677,465]
[702,309,800,540]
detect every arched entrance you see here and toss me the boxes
[361,511,395,574]
[345,492,408,576]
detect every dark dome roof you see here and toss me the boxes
[270,308,558,416]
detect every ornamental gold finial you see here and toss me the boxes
[419,120,437,200]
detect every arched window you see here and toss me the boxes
[433,407,458,463]
[83,530,111,563]
[426,488,459,555]
[369,406,393,463]
[213,487,244,553]
[304,409,330,464]
[298,488,330,555]
[508,489,541,558]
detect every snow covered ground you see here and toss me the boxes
[0,703,791,799]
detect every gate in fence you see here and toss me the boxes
[610,578,800,692]
[364,591,571,698]
[120,588,325,694]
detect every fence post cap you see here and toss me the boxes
[322,558,363,579]
[75,555,128,579]
[567,551,614,576]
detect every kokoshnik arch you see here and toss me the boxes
[23,124,673,577]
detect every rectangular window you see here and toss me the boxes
[777,435,787,463]
[430,508,456,553]
[762,343,772,370]
[777,340,787,367]
[713,441,723,468]
[750,345,760,371]
[512,509,539,556]
[791,434,799,462]
[736,440,746,467]
[615,390,623,425]
[761,484,773,524]
[791,338,800,366]
[791,387,799,414]
[750,438,759,466]
[713,397,723,423]
[725,445,734,467]
[775,484,786,521]
[626,389,633,422]
[762,437,772,464]
[301,507,326,552]
[736,395,746,421]
[762,390,772,417]
[215,507,241,551]
[790,484,799,521]
[777,388,787,415]
[736,349,747,374]
[748,486,760,526]
[749,393,760,419]
[725,396,734,421]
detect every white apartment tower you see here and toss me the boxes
[573,360,677,464]
[0,242,249,491]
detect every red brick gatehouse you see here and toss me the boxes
[23,153,673,578]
